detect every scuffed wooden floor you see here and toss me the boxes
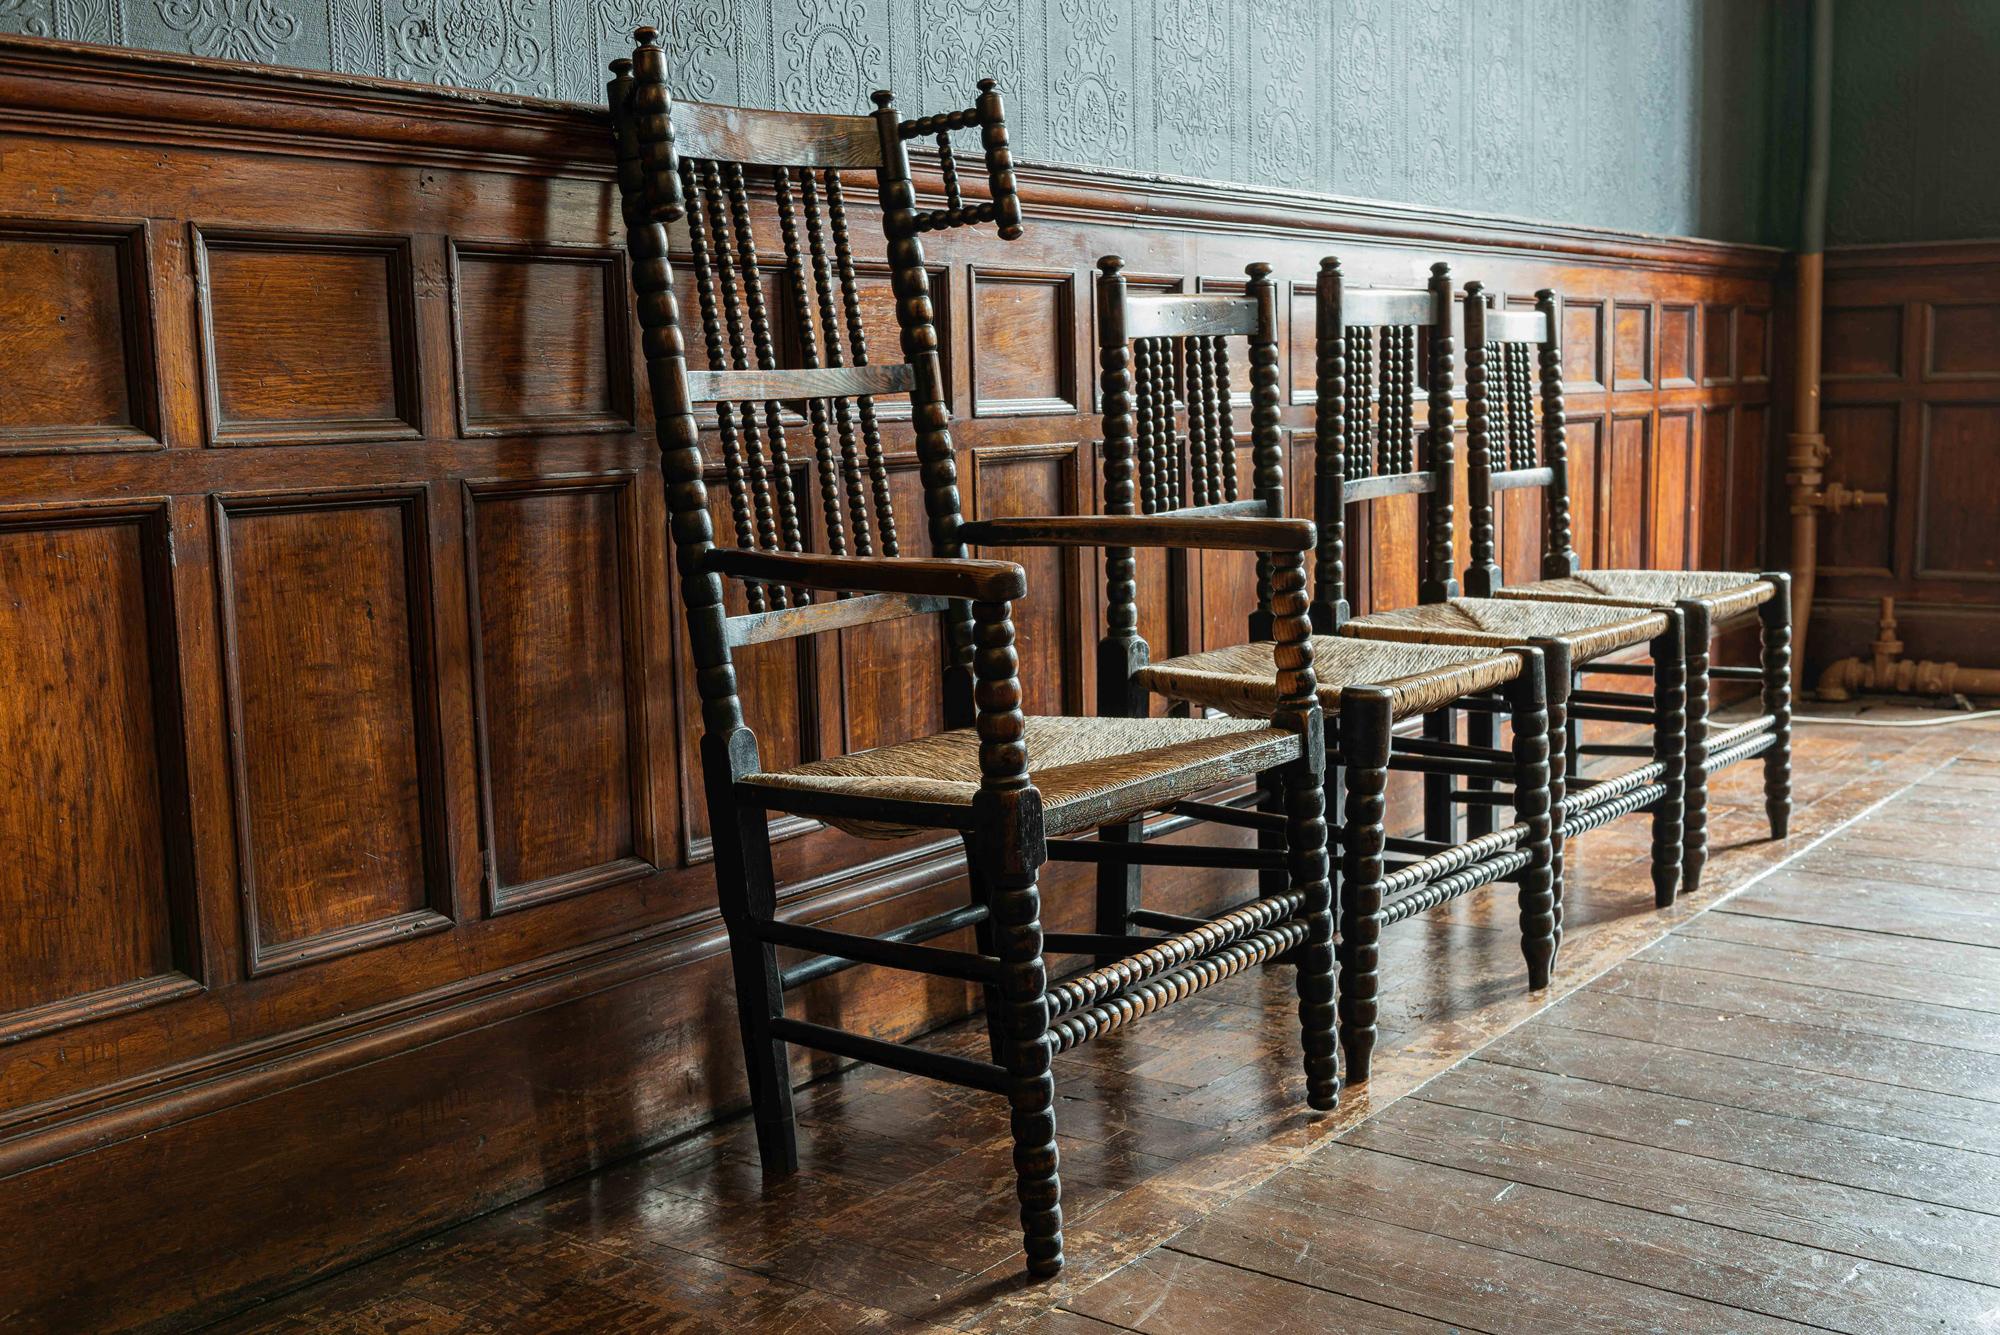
[210,707,2000,1333]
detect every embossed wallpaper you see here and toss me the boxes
[0,0,1796,243]
[1828,0,2000,245]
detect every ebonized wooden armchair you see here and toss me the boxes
[1321,261,1689,911]
[1062,257,1556,1085]
[606,29,1334,1278]
[1465,286,1792,893]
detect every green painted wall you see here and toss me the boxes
[1,0,1799,244]
[1829,0,2000,245]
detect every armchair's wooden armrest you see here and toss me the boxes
[703,548,1026,601]
[957,514,1314,552]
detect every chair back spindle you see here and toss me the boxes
[1312,259,1458,630]
[1463,286,1574,596]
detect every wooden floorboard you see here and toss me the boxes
[201,712,2000,1334]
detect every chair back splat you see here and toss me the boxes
[608,29,1022,739]
[1312,259,1459,630]
[1463,286,1572,595]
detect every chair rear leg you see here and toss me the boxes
[1760,572,1794,840]
[965,852,1008,1063]
[706,760,798,1175]
[1422,705,1456,842]
[1509,650,1556,990]
[1679,600,1713,896]
[1338,687,1393,1085]
[1466,702,1499,838]
[1283,756,1338,1112]
[1094,816,1143,967]
[1649,612,1688,908]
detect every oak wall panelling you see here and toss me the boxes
[0,36,1779,1334]
[1808,241,2000,675]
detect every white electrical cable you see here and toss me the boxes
[1792,709,2000,728]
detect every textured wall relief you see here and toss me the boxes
[2,0,1787,243]
[1047,0,1130,167]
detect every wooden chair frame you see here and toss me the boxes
[1319,260,1688,911]
[1064,257,1557,1084]
[608,29,1335,1278]
[1464,285,1792,892]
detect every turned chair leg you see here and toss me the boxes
[978,811,1063,1279]
[1337,687,1393,1085]
[1649,611,1688,908]
[1284,756,1338,1112]
[1532,638,1570,964]
[1678,599,1713,897]
[1760,571,1794,840]
[1509,650,1557,990]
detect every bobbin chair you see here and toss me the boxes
[607,31,1335,1279]
[1466,286,1793,894]
[1052,256,1556,1085]
[1322,261,1688,915]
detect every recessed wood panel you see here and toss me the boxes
[1658,305,1696,388]
[1612,303,1652,390]
[1562,299,1605,393]
[1649,410,1693,570]
[1823,305,1902,381]
[0,222,158,453]
[839,462,944,753]
[196,230,420,446]
[970,268,1077,417]
[969,444,1078,715]
[1925,303,2000,380]
[1700,303,1734,384]
[217,491,450,973]
[1918,403,2000,578]
[1606,414,1650,570]
[1695,407,1730,570]
[0,506,197,1041]
[1201,440,1265,648]
[1737,306,1770,382]
[468,479,652,914]
[1289,282,1318,404]
[453,247,631,435]
[1819,403,1899,574]
[1564,414,1605,569]
[1730,405,1768,571]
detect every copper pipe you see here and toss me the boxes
[1817,597,2000,700]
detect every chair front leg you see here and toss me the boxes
[1760,571,1794,840]
[1531,638,1570,958]
[1337,685,1393,1085]
[1649,611,1688,908]
[1679,599,1713,896]
[1508,650,1556,989]
[972,596,1064,1278]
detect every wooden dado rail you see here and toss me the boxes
[0,35,1779,1333]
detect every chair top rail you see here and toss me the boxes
[1338,287,1439,329]
[669,99,884,170]
[1121,293,1261,341]
[1473,306,1552,345]
[685,363,915,406]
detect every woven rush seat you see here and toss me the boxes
[746,715,1300,838]
[1136,635,1520,722]
[1342,597,1669,661]
[1496,570,1775,624]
